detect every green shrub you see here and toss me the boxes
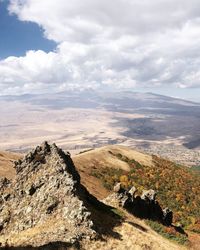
[146,220,188,245]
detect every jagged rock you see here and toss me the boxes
[105,185,173,226]
[0,177,10,190]
[113,182,122,193]
[119,193,130,208]
[0,209,10,231]
[111,183,131,207]
[141,189,156,201]
[163,208,173,226]
[128,186,137,197]
[0,142,97,248]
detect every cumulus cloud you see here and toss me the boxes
[1,0,200,94]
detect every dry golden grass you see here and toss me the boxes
[74,145,152,171]
[0,151,22,179]
[83,210,186,250]
[188,232,200,250]
[73,145,152,199]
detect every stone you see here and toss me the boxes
[113,182,122,193]
[0,142,97,248]
[128,186,137,197]
[162,207,173,226]
[0,178,10,190]
[0,209,10,231]
[104,185,173,226]
[141,189,156,201]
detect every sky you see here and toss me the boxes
[0,0,56,59]
[0,0,200,101]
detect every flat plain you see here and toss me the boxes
[0,90,200,166]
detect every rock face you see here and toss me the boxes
[105,183,173,226]
[0,142,96,248]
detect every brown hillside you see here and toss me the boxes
[0,151,22,179]
[73,145,153,199]
[1,145,200,249]
[0,144,188,250]
[1,145,199,233]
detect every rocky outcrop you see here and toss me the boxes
[0,142,97,248]
[162,208,173,226]
[104,183,173,226]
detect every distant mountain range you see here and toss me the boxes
[1,90,200,110]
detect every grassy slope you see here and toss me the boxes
[85,149,200,233]
[73,145,153,199]
[0,145,199,249]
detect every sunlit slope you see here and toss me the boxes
[0,151,22,179]
[1,145,199,232]
[74,145,200,232]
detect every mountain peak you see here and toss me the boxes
[0,142,95,247]
[14,141,80,182]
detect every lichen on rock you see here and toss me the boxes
[0,142,96,248]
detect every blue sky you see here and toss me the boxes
[0,0,200,102]
[0,0,56,59]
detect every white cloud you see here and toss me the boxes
[1,0,200,94]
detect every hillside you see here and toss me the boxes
[0,151,22,179]
[73,145,153,199]
[74,146,200,233]
[0,143,187,250]
[1,145,200,230]
[0,144,199,249]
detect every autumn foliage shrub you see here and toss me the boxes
[90,152,200,232]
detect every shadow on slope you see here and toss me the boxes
[0,142,123,249]
[2,198,123,250]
